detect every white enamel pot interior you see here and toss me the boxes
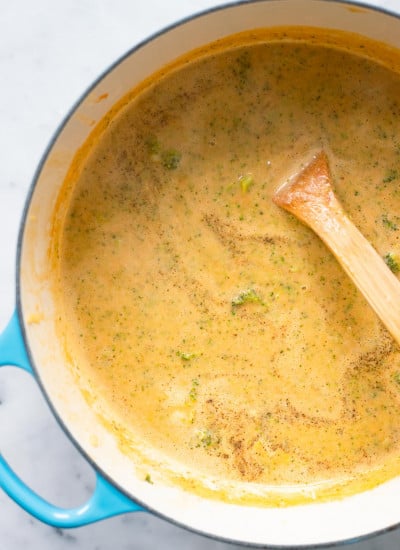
[18,0,400,547]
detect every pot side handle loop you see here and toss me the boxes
[0,460,143,527]
[0,311,144,527]
[0,310,32,373]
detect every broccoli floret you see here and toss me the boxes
[162,149,181,169]
[176,351,197,361]
[239,174,254,193]
[145,473,154,484]
[383,169,399,183]
[145,136,181,169]
[231,288,265,314]
[145,135,160,154]
[384,252,400,274]
[196,428,220,448]
[382,214,398,231]
[189,378,199,401]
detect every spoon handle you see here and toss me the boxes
[273,152,400,346]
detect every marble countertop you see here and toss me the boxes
[1,1,400,548]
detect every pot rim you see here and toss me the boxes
[15,0,400,547]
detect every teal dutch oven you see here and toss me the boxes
[1,1,400,546]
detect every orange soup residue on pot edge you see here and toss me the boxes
[51,27,400,506]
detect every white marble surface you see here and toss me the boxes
[1,0,400,548]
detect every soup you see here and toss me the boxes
[52,27,400,505]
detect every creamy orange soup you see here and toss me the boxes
[53,28,400,505]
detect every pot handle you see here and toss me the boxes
[0,310,144,527]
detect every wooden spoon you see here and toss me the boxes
[273,151,400,347]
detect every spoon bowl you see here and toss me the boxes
[273,151,400,347]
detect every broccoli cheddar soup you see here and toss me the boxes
[53,28,400,505]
